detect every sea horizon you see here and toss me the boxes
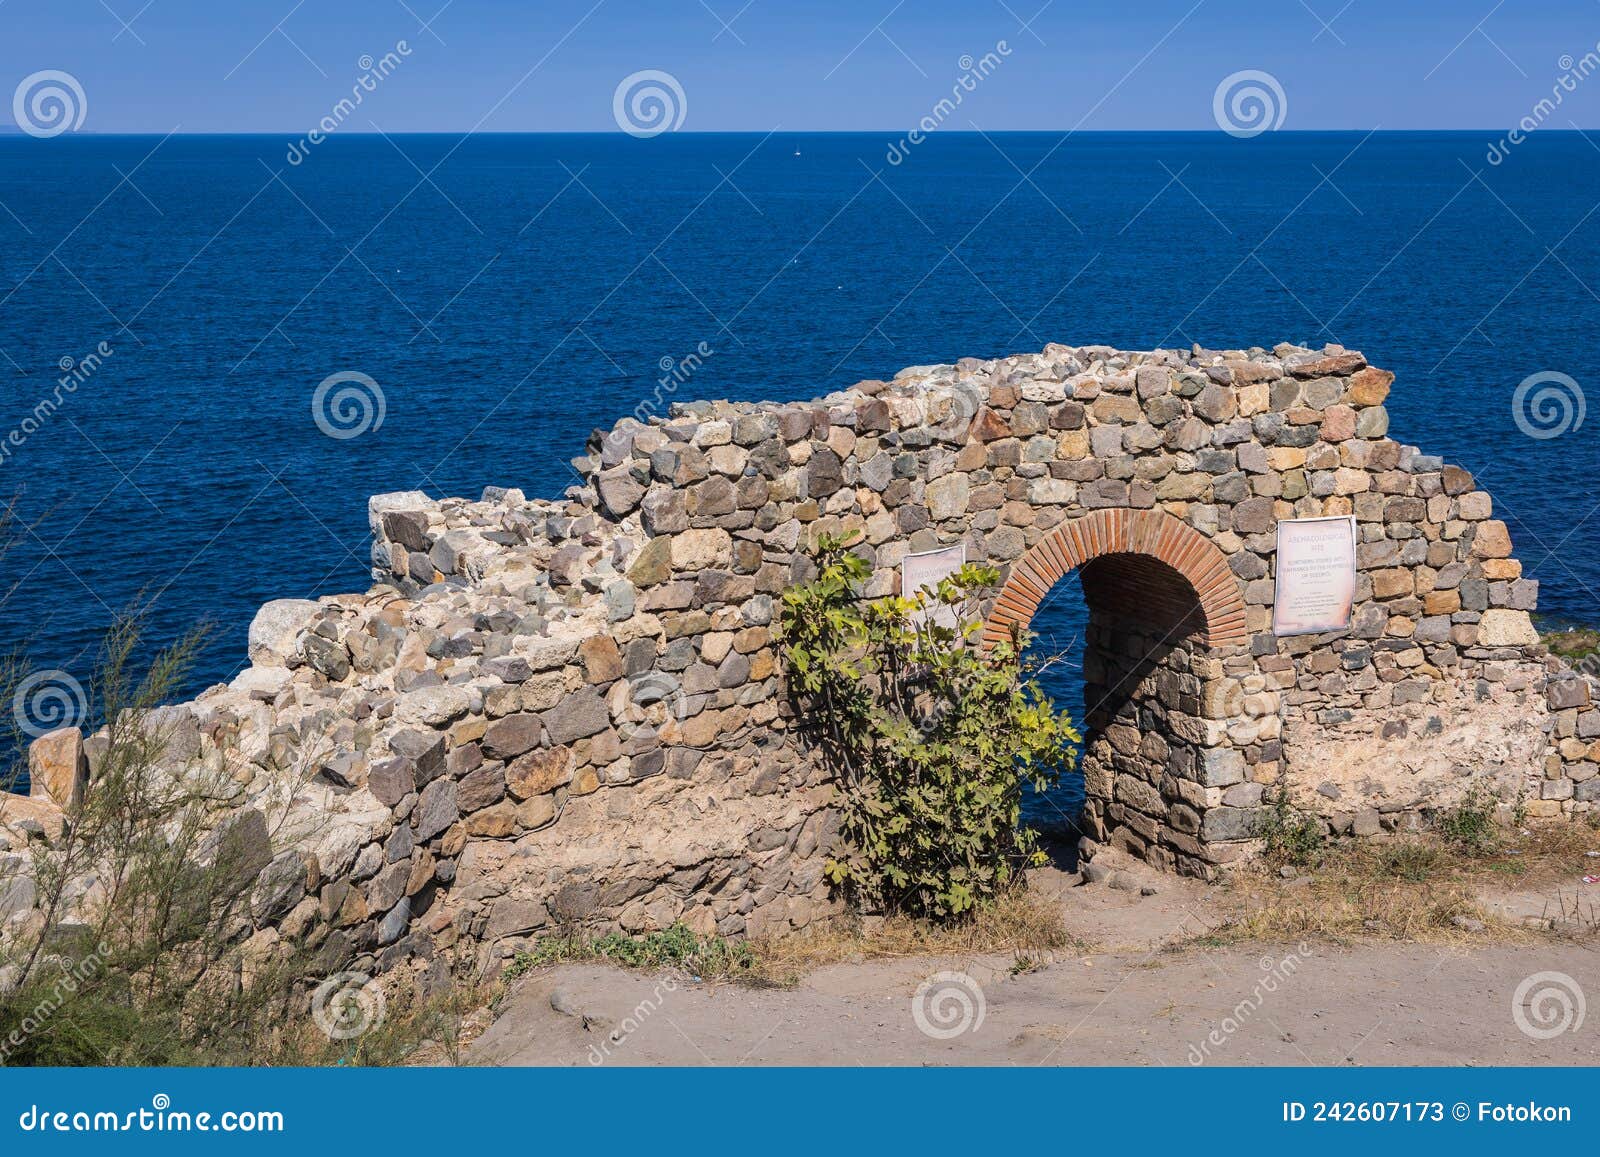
[2,127,1586,136]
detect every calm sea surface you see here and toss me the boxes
[3,131,1598,819]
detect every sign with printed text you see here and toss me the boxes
[901,543,966,629]
[1272,516,1357,636]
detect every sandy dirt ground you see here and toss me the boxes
[465,861,1600,1067]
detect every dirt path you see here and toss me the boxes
[469,942,1597,1066]
[466,862,1600,1067]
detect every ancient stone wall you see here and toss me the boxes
[4,341,1592,984]
[550,341,1579,876]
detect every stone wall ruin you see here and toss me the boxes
[4,341,1593,982]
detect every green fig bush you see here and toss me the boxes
[779,531,1080,920]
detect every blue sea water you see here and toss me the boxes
[2,131,1599,820]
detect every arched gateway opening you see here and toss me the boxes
[983,509,1253,877]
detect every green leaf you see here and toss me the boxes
[777,531,1080,923]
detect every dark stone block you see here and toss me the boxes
[368,757,416,808]
[483,713,543,760]
[390,729,447,785]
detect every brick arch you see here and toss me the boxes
[982,508,1248,651]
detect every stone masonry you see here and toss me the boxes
[2,342,1591,983]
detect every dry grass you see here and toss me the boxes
[1192,871,1505,947]
[505,922,772,986]
[269,975,498,1067]
[1183,819,1600,949]
[495,887,1075,997]
[755,885,1078,977]
[1469,820,1600,887]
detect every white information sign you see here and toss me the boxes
[901,544,966,629]
[1272,516,1357,637]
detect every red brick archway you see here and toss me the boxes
[982,508,1249,651]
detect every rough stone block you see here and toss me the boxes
[1199,806,1258,842]
[1476,608,1538,646]
[1198,748,1246,787]
[27,727,86,810]
[1550,679,1590,710]
[482,713,543,760]
[542,686,611,745]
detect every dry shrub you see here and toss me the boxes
[287,976,494,1067]
[1,613,372,1065]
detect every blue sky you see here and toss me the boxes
[4,0,1600,132]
